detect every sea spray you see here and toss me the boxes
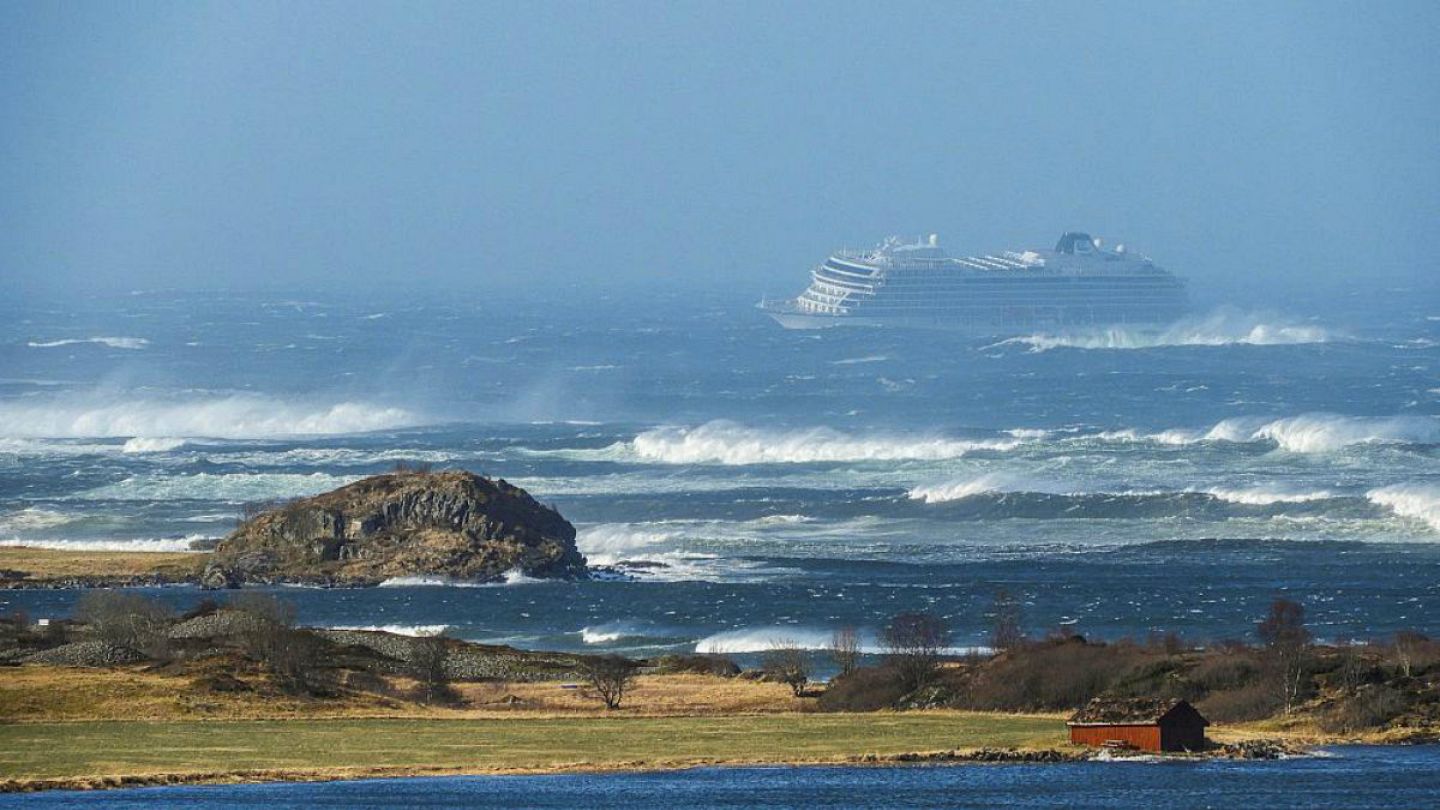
[627,420,1018,465]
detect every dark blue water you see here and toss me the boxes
[1,288,1437,654]
[4,747,1437,809]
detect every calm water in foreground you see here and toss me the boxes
[3,747,1437,809]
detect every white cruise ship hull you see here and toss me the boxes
[764,233,1190,335]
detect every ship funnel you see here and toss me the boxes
[928,233,938,247]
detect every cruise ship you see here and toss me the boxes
[760,232,1189,332]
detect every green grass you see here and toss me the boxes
[0,713,1066,782]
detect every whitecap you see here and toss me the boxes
[27,336,149,350]
[989,308,1335,352]
[0,395,418,440]
[625,420,1018,465]
[121,437,187,453]
[0,536,204,552]
[1367,484,1440,533]
[326,623,449,637]
[1202,486,1338,506]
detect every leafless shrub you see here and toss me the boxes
[227,593,332,696]
[817,665,910,712]
[829,626,861,678]
[580,655,637,710]
[73,591,174,659]
[1392,630,1435,678]
[988,589,1024,652]
[1257,598,1312,714]
[1199,682,1284,722]
[1322,684,1410,733]
[761,641,810,696]
[411,635,459,706]
[880,612,949,693]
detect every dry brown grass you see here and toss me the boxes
[0,547,204,583]
[0,666,806,723]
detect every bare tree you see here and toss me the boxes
[880,611,949,692]
[580,654,637,710]
[762,640,810,696]
[1257,598,1311,714]
[829,626,862,678]
[410,635,457,706]
[988,588,1024,652]
[1393,630,1429,678]
[229,593,331,695]
[73,591,174,659]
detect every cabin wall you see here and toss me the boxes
[1159,721,1207,752]
[1068,724,1162,752]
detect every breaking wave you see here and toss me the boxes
[990,310,1334,352]
[1204,414,1440,453]
[1202,486,1338,506]
[576,523,674,565]
[27,336,149,350]
[626,421,1017,465]
[81,472,358,502]
[0,395,418,440]
[907,473,1064,504]
[695,626,990,656]
[0,536,203,552]
[121,437,188,453]
[0,507,77,533]
[326,623,450,637]
[1367,484,1440,533]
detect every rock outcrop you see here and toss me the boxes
[202,470,586,587]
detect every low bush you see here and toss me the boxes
[817,666,909,712]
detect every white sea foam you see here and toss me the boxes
[121,437,188,453]
[27,336,150,350]
[0,395,417,440]
[0,536,202,552]
[1367,484,1440,532]
[830,355,889,365]
[695,626,990,656]
[576,523,674,565]
[1202,486,1337,505]
[327,623,450,637]
[990,309,1334,352]
[907,473,1062,504]
[82,472,358,502]
[1207,414,1440,453]
[626,421,1018,465]
[0,507,77,533]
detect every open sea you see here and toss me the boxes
[1,285,1437,655]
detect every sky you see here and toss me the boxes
[1,1,1437,299]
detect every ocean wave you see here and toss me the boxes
[326,623,450,637]
[81,472,358,502]
[907,473,1063,504]
[27,336,149,350]
[1206,414,1440,453]
[1367,484,1440,532]
[121,437,188,453]
[375,569,544,587]
[0,507,77,533]
[989,309,1334,352]
[1202,486,1338,505]
[576,523,674,565]
[0,395,418,440]
[0,536,203,552]
[625,421,1018,465]
[695,626,990,656]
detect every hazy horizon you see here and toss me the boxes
[3,1,1437,302]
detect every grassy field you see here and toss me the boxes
[0,547,203,584]
[0,713,1067,786]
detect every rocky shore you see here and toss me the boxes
[0,470,589,589]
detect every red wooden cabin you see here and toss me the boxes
[1067,697,1209,752]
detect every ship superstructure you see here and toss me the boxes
[760,232,1189,332]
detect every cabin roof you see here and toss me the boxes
[1067,697,1209,726]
